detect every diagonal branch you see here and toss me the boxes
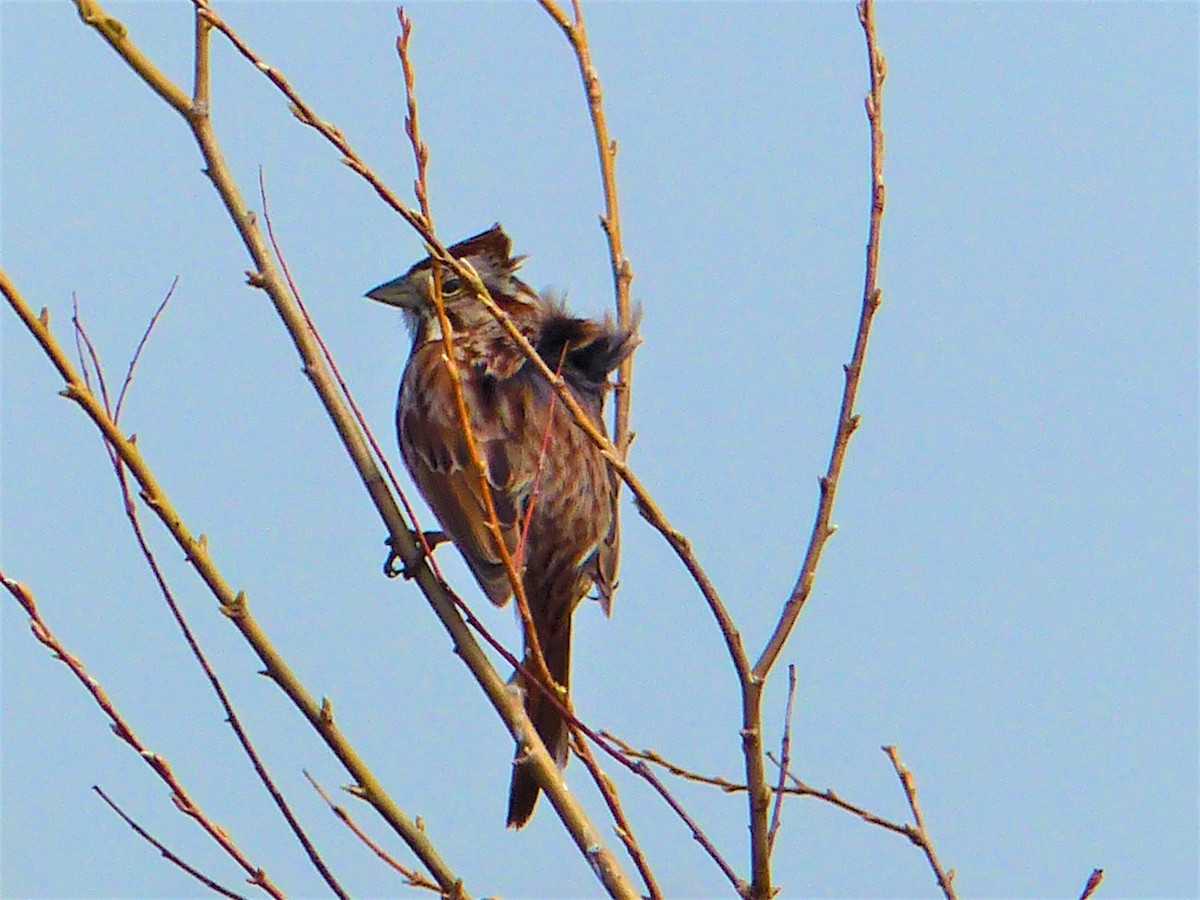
[4,258,465,896]
[304,771,442,894]
[68,283,348,896]
[94,786,249,900]
[1,572,283,898]
[884,746,956,900]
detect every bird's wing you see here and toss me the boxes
[398,342,538,607]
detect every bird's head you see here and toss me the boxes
[366,224,533,342]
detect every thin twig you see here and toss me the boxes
[884,746,956,900]
[85,290,349,898]
[114,277,177,423]
[93,786,249,900]
[72,296,111,411]
[304,771,443,894]
[604,731,925,845]
[767,665,798,852]
[0,572,284,899]
[755,0,888,681]
[393,5,557,712]
[742,6,889,889]
[768,752,916,839]
[569,735,663,900]
[396,9,431,227]
[534,0,636,587]
[256,167,449,589]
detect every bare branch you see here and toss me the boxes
[1,263,464,895]
[884,746,956,900]
[535,0,636,460]
[756,0,888,680]
[304,771,443,894]
[742,7,889,887]
[113,277,177,424]
[0,571,284,899]
[86,298,349,898]
[93,786,249,900]
[767,665,798,852]
[569,734,663,900]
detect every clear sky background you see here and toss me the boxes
[2,2,1196,898]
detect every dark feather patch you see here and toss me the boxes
[537,305,640,394]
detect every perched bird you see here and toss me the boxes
[366,225,637,827]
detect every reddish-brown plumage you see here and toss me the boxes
[367,226,637,827]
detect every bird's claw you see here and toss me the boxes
[382,530,449,579]
[383,539,405,579]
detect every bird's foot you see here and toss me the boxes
[382,531,449,579]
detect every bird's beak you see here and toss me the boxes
[365,275,418,309]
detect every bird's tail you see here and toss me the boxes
[506,616,571,828]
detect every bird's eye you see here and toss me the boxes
[440,276,462,296]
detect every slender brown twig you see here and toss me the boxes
[569,734,663,900]
[393,3,557,717]
[304,771,443,894]
[535,0,636,559]
[767,665,798,852]
[69,294,349,898]
[884,746,956,900]
[0,572,284,899]
[93,786,249,900]
[738,5,889,890]
[256,166,452,596]
[605,731,928,845]
[756,0,888,681]
[113,276,176,423]
[769,753,918,839]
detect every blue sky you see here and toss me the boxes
[2,2,1197,898]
